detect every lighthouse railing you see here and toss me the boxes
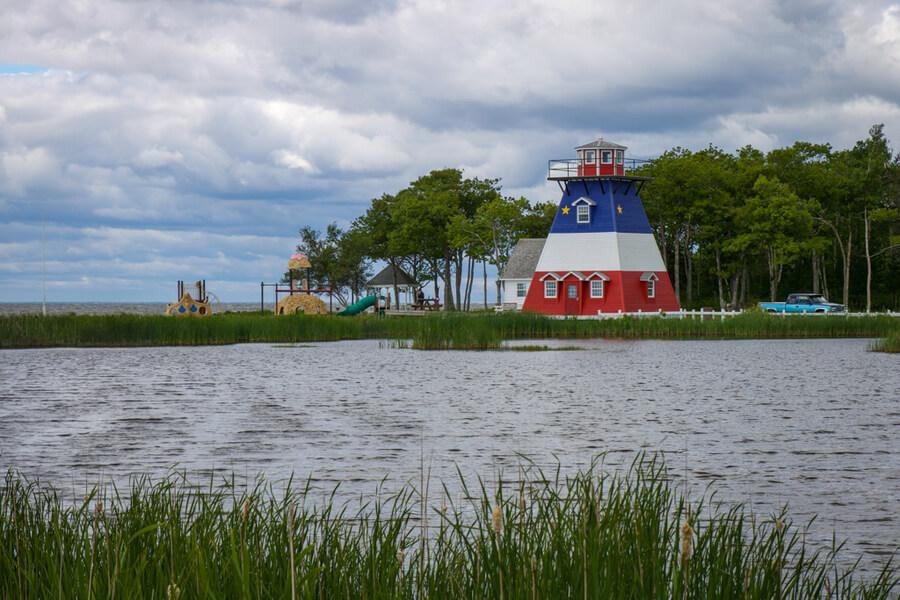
[548,157,652,179]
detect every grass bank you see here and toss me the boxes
[1,311,899,349]
[1,458,895,599]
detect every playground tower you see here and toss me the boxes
[521,138,680,315]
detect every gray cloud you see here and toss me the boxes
[1,0,898,301]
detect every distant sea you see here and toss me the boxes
[0,303,272,316]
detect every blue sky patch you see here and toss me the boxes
[0,63,48,74]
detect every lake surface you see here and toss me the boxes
[0,338,897,572]
[0,302,267,315]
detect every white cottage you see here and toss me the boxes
[498,238,545,310]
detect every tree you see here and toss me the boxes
[727,176,815,300]
[390,169,463,310]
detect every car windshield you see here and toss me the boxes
[807,295,828,304]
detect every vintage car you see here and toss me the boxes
[758,293,846,314]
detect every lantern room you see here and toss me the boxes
[574,138,627,177]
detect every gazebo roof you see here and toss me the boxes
[366,265,418,287]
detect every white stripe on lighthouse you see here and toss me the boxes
[534,232,666,272]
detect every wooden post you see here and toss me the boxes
[260,282,264,312]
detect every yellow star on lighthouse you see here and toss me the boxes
[616,204,623,214]
[561,206,570,215]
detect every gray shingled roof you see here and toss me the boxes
[366,265,418,287]
[575,137,628,150]
[499,238,545,280]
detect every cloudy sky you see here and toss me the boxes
[1,0,899,303]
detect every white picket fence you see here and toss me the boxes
[594,308,899,320]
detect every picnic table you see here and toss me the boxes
[411,298,442,311]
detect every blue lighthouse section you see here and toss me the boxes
[550,180,652,234]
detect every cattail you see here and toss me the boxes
[492,504,503,534]
[680,521,694,564]
[775,518,785,534]
[167,582,182,600]
[519,494,526,513]
[397,549,405,564]
[242,499,250,522]
[287,501,295,530]
[94,499,103,518]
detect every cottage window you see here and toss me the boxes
[516,282,527,298]
[615,149,624,165]
[583,149,596,164]
[591,279,604,298]
[544,280,557,298]
[647,279,656,299]
[601,150,612,164]
[576,204,590,224]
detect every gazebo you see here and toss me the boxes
[365,265,418,310]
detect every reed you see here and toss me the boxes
[0,458,896,599]
[870,332,900,353]
[1,311,898,349]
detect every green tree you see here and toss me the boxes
[727,176,815,300]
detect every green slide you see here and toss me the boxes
[337,295,379,316]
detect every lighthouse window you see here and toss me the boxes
[516,282,527,298]
[544,280,557,299]
[601,150,612,164]
[616,150,624,164]
[576,204,590,224]
[591,279,604,298]
[583,150,596,164]
[647,279,656,299]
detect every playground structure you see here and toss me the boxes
[260,253,433,316]
[271,253,332,315]
[165,280,212,317]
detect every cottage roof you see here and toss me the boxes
[366,264,418,287]
[499,238,546,280]
[575,137,628,150]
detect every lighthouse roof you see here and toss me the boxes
[575,137,628,151]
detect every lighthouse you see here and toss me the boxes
[521,138,680,315]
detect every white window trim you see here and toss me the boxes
[585,271,610,281]
[583,149,596,164]
[576,204,590,224]
[544,280,557,298]
[615,149,624,165]
[647,279,656,299]
[601,150,613,164]
[590,279,604,298]
[516,282,527,298]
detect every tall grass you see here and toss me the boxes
[870,332,900,353]
[1,311,898,349]
[1,458,895,598]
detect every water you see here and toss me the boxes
[0,338,897,572]
[0,302,268,315]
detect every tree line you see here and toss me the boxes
[286,169,555,309]
[291,124,900,311]
[637,124,900,311]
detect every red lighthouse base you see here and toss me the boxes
[522,271,679,316]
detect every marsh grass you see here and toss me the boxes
[1,311,898,349]
[1,457,896,599]
[870,332,900,353]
